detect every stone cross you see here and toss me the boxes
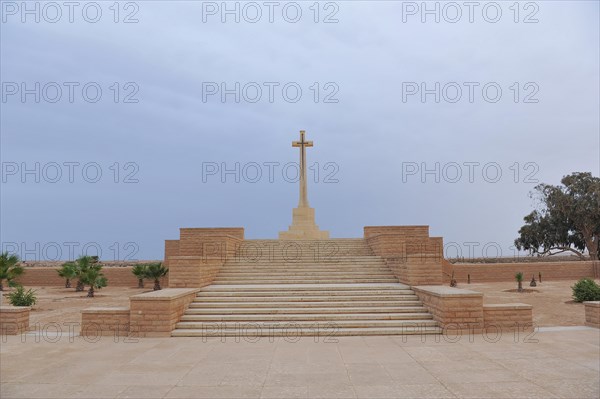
[292,130,313,208]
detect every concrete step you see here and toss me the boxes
[220,264,388,269]
[215,273,398,284]
[219,268,393,276]
[172,326,442,337]
[180,312,434,322]
[202,283,411,291]
[232,244,376,247]
[184,306,428,315]
[226,266,387,268]
[224,261,385,266]
[194,295,418,302]
[234,256,378,259]
[176,319,439,329]
[220,265,390,269]
[171,239,441,336]
[227,255,383,258]
[216,273,395,278]
[188,300,423,308]
[196,289,416,297]
[211,279,399,284]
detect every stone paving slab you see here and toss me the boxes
[1,329,598,398]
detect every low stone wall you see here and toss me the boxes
[129,288,200,337]
[412,286,484,333]
[14,265,168,288]
[81,307,130,337]
[445,261,599,283]
[0,306,30,335]
[483,303,533,331]
[584,301,600,328]
[412,286,534,334]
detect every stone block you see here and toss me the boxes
[0,306,30,335]
[584,301,600,328]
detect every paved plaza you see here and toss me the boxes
[1,327,598,399]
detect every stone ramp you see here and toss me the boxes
[172,239,441,337]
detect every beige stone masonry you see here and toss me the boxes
[165,228,244,288]
[584,301,600,328]
[412,286,484,333]
[365,226,444,285]
[129,288,200,337]
[279,207,329,240]
[81,307,130,337]
[413,286,535,335]
[364,226,430,238]
[178,228,244,257]
[483,303,533,331]
[167,256,223,288]
[0,306,30,335]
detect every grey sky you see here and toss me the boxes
[1,1,599,261]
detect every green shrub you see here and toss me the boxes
[515,272,524,292]
[81,264,107,297]
[8,286,37,306]
[572,278,600,302]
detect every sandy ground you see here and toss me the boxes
[464,279,597,327]
[1,279,596,331]
[1,286,149,333]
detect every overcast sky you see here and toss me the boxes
[1,1,598,261]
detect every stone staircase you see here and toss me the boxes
[172,239,441,337]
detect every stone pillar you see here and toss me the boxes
[364,226,444,285]
[584,301,600,328]
[129,288,199,337]
[412,286,484,334]
[0,306,30,335]
[165,228,244,288]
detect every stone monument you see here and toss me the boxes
[279,130,329,240]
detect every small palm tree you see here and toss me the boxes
[0,252,24,291]
[57,262,78,288]
[515,272,524,292]
[132,264,148,288]
[73,255,96,292]
[144,263,168,290]
[81,264,107,298]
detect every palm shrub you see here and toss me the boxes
[81,264,107,298]
[572,278,600,302]
[515,272,524,292]
[73,255,96,292]
[8,286,37,306]
[57,262,78,288]
[0,252,24,291]
[132,264,148,288]
[144,263,168,291]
